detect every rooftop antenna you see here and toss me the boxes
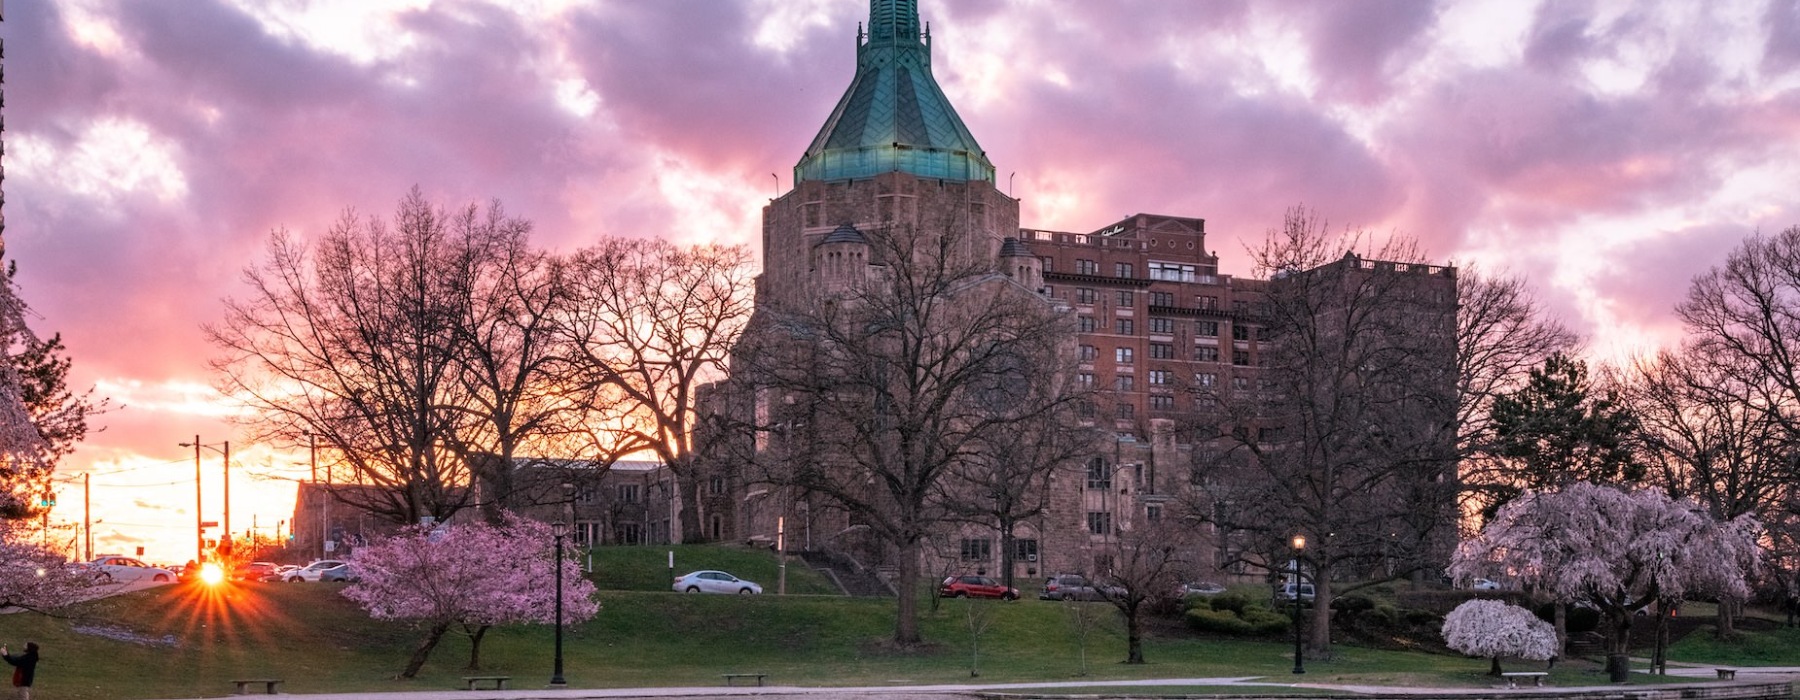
[771,173,778,200]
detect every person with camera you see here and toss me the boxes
[2,642,38,700]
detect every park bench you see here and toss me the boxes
[722,672,769,686]
[1500,671,1548,688]
[1717,668,1738,680]
[230,678,283,695]
[460,675,511,690]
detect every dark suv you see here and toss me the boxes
[939,575,1019,600]
[1039,574,1122,601]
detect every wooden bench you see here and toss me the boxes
[1501,671,1548,688]
[230,679,283,695]
[722,672,769,686]
[460,675,511,690]
[1717,668,1738,680]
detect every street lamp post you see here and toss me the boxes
[550,520,568,687]
[1291,533,1307,674]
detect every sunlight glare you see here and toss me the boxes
[200,563,226,586]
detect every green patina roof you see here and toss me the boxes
[794,0,996,184]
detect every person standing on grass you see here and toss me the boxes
[2,642,37,700]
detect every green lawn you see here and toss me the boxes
[7,548,1792,700]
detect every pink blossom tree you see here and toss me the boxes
[1450,482,1758,682]
[343,514,598,678]
[1442,599,1557,676]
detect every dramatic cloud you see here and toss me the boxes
[6,0,1797,559]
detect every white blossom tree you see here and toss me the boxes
[1442,599,1557,676]
[1450,482,1758,682]
[0,522,96,613]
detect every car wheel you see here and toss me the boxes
[289,576,303,583]
[686,586,701,593]
[153,573,170,582]
[1003,591,1018,601]
[739,588,754,595]
[953,591,968,598]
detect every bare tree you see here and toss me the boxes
[209,189,566,525]
[1092,517,1196,664]
[733,220,1072,646]
[560,240,754,542]
[1186,206,1461,658]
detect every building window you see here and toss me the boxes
[1115,347,1134,364]
[1233,300,1249,314]
[1086,458,1111,489]
[1233,350,1251,366]
[1116,403,1135,419]
[1195,346,1220,362]
[1149,317,1174,334]
[1149,291,1174,307]
[1013,538,1039,563]
[1078,400,1096,418]
[960,538,993,563]
[1233,376,1250,391]
[1146,505,1163,521]
[1149,262,1196,282]
[573,521,601,547]
[1150,394,1175,410]
[618,522,642,545]
[1116,290,1134,307]
[1079,316,1097,332]
[1039,257,1053,273]
[1076,288,1096,304]
[709,477,726,495]
[1080,345,1098,362]
[1078,372,1095,388]
[1115,262,1134,278]
[576,484,599,504]
[1116,375,1135,391]
[1076,259,1099,275]
[1087,512,1112,535]
[1196,372,1217,387]
[1200,295,1219,309]
[1198,321,1219,337]
[1116,318,1134,335]
[1232,324,1250,341]
[1150,343,1174,359]
[709,515,723,540]
[1148,369,1172,386]
[618,484,640,503]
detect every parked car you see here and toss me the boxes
[1471,578,1502,591]
[87,556,175,584]
[1273,582,1316,603]
[672,570,763,595]
[1039,574,1120,602]
[1177,581,1227,597]
[319,563,358,583]
[287,559,350,582]
[940,574,1019,600]
[261,564,299,582]
[234,562,281,582]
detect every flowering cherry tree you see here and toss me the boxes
[343,514,598,678]
[1450,482,1758,682]
[1442,599,1557,676]
[0,523,96,613]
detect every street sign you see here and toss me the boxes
[200,520,219,528]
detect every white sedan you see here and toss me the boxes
[88,556,175,584]
[672,570,762,595]
[287,559,350,582]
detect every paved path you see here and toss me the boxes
[155,667,1800,700]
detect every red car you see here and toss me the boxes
[939,575,1019,600]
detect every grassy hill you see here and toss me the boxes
[9,546,1796,699]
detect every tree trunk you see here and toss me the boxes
[677,472,704,543]
[1715,599,1737,639]
[1604,610,1632,683]
[1652,606,1669,675]
[398,621,450,679]
[1490,656,1503,676]
[1125,602,1145,664]
[1553,602,1568,656]
[465,624,490,670]
[1309,576,1331,657]
[894,539,922,645]
[998,520,1015,591]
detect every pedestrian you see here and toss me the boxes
[1,641,37,700]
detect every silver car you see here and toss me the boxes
[287,559,350,582]
[672,570,763,595]
[88,556,175,584]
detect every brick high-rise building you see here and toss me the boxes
[727,0,1458,589]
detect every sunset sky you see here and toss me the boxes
[6,0,1799,562]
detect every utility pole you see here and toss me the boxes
[82,472,91,561]
[191,435,201,563]
[222,441,231,555]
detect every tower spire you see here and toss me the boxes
[867,0,921,46]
